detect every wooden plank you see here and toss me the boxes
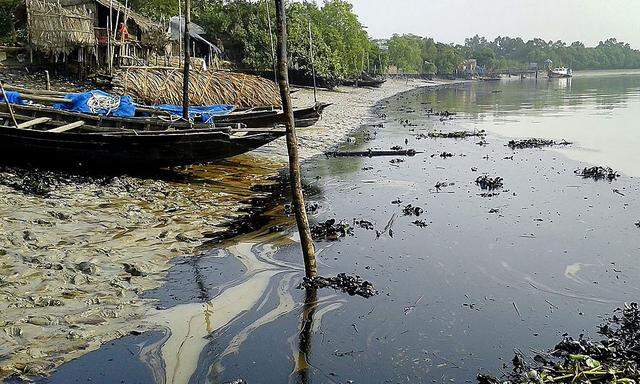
[16,117,51,129]
[48,120,85,133]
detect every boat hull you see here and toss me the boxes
[547,70,572,78]
[0,126,284,170]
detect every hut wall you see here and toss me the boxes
[26,0,96,55]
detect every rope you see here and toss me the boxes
[86,93,121,115]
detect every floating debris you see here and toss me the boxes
[310,219,353,241]
[354,219,375,230]
[475,175,504,190]
[431,152,454,158]
[507,138,572,149]
[576,166,619,181]
[284,202,320,215]
[477,302,640,384]
[412,220,428,228]
[434,181,455,191]
[427,130,486,139]
[402,204,424,216]
[299,273,378,298]
[390,158,405,164]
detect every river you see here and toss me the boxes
[36,70,640,384]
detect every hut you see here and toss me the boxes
[22,0,167,72]
[168,16,221,69]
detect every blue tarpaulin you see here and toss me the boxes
[53,90,136,117]
[0,91,25,105]
[152,104,235,123]
[2,89,235,122]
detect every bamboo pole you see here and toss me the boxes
[265,0,277,84]
[44,70,50,91]
[182,0,191,120]
[0,81,19,128]
[177,0,183,67]
[307,18,317,104]
[274,0,317,278]
[108,0,113,73]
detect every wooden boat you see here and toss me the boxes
[341,78,386,88]
[0,99,331,131]
[548,67,572,78]
[214,102,332,127]
[0,85,331,129]
[0,110,287,169]
[478,76,502,81]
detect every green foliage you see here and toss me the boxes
[387,33,640,75]
[192,0,382,80]
[388,34,422,73]
[0,0,22,43]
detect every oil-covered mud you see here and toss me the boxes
[0,155,284,379]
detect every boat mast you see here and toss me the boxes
[182,0,191,120]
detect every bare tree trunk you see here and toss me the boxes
[274,0,317,278]
[182,0,191,120]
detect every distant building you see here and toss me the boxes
[458,59,477,78]
[169,16,221,68]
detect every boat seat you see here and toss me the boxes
[48,121,85,133]
[16,117,51,129]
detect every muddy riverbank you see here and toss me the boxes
[20,72,640,384]
[0,77,446,380]
[101,74,640,383]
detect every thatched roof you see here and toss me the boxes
[112,68,282,108]
[26,0,96,55]
[25,0,164,55]
[91,0,159,33]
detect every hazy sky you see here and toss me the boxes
[343,0,640,48]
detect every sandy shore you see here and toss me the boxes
[0,77,441,379]
[259,78,453,161]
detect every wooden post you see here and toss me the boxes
[274,0,317,278]
[182,0,191,120]
[295,287,317,380]
[44,70,50,91]
[0,81,19,128]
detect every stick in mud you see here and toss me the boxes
[0,81,18,127]
[326,149,419,157]
[275,0,317,278]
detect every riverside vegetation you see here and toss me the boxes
[3,1,640,80]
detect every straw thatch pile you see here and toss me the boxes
[27,0,96,55]
[112,68,282,108]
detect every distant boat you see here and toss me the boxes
[548,67,572,78]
